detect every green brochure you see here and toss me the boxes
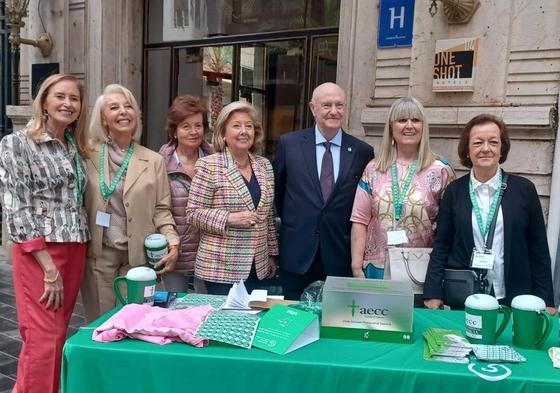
[253,305,319,355]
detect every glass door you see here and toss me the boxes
[239,40,305,157]
[145,36,336,156]
[174,40,306,158]
[142,0,340,155]
[176,45,234,130]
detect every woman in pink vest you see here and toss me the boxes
[159,95,213,292]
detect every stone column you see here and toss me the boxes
[85,0,143,107]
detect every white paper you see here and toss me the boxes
[224,281,250,309]
[387,230,408,245]
[223,281,268,313]
[286,317,319,354]
[471,251,494,269]
[144,285,155,297]
[96,211,111,227]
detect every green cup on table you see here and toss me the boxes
[464,294,510,345]
[511,295,552,349]
[113,267,157,306]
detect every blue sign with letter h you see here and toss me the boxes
[378,0,415,48]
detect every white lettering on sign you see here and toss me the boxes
[465,313,482,329]
[389,7,405,29]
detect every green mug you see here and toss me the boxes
[113,267,157,306]
[464,294,511,344]
[511,295,553,349]
[144,234,168,271]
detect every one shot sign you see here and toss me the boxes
[433,37,478,92]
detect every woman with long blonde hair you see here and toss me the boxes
[0,73,89,393]
[350,97,454,282]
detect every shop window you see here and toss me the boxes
[146,0,340,43]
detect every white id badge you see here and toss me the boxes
[96,211,111,228]
[387,229,408,245]
[470,249,495,269]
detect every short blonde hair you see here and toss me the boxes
[88,84,143,147]
[375,97,436,173]
[212,101,263,154]
[28,73,88,157]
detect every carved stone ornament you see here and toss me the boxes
[429,0,480,24]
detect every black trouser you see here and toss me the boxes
[204,263,266,295]
[280,248,326,301]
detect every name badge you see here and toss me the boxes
[387,229,408,245]
[96,211,111,228]
[470,249,494,269]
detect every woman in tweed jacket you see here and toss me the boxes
[186,101,279,295]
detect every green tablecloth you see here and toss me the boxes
[61,308,559,393]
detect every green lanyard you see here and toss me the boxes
[391,159,418,222]
[64,131,85,206]
[469,170,502,242]
[171,173,190,193]
[99,142,135,201]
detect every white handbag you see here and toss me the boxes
[384,247,432,294]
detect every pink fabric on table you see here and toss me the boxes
[92,304,213,346]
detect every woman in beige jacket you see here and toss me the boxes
[81,84,180,322]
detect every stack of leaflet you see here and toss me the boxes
[222,281,295,311]
[223,281,266,312]
[423,327,472,364]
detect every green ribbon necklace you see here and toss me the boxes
[64,131,85,206]
[99,142,135,201]
[469,170,502,243]
[391,159,418,222]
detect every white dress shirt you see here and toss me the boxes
[470,169,505,299]
[315,126,342,182]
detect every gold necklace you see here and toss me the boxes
[236,159,251,170]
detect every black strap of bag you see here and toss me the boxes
[476,171,509,293]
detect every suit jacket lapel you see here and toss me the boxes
[300,128,323,202]
[458,177,476,250]
[124,144,148,196]
[224,149,255,211]
[329,131,355,202]
[499,173,512,283]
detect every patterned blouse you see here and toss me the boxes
[0,125,90,245]
[351,158,454,269]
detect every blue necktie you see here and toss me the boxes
[320,141,334,202]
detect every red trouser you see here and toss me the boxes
[11,242,86,393]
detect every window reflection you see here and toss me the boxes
[175,40,306,158]
[177,46,233,130]
[150,0,340,43]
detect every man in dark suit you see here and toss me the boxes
[273,82,375,300]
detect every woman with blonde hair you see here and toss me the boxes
[0,73,89,393]
[186,101,278,295]
[81,84,180,322]
[350,97,454,280]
